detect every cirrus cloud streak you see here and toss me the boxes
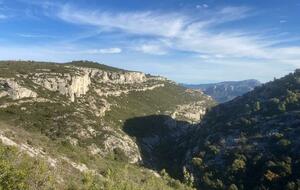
[54,4,300,67]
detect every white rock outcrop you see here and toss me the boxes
[0,79,37,100]
[32,69,91,102]
[102,133,142,163]
[0,91,7,98]
[171,101,208,123]
[95,70,146,84]
[29,67,149,102]
[95,84,164,97]
[0,131,57,167]
[75,127,141,163]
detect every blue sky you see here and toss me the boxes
[0,0,300,83]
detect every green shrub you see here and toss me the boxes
[231,159,246,172]
[192,157,203,168]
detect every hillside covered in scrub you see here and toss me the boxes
[1,60,299,190]
[182,70,300,190]
[0,60,214,189]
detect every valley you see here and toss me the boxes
[0,60,299,190]
[183,80,261,103]
[1,1,299,189]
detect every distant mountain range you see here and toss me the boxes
[182,79,262,103]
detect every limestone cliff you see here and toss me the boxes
[0,78,37,100]
[28,67,148,102]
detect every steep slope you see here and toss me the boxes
[183,79,261,103]
[183,71,300,190]
[0,60,214,189]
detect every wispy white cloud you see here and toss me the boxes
[279,20,287,23]
[196,4,209,9]
[0,45,123,62]
[55,5,260,56]
[14,3,299,66]
[85,48,122,54]
[49,47,123,55]
[17,33,57,38]
[136,45,167,55]
[58,5,186,38]
[135,43,168,55]
[57,5,252,36]
[0,14,6,19]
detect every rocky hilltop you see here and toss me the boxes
[183,79,261,103]
[0,60,214,189]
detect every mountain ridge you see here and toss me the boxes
[0,60,214,189]
[182,79,261,103]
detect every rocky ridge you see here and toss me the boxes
[183,79,261,103]
[0,63,164,164]
[0,61,214,169]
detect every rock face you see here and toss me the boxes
[95,84,165,97]
[170,100,211,124]
[0,79,37,100]
[78,126,142,163]
[97,71,146,84]
[102,132,141,163]
[166,89,214,123]
[31,69,91,102]
[182,79,261,103]
[29,67,148,102]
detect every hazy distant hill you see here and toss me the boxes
[183,79,261,103]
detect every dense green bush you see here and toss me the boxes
[0,145,55,190]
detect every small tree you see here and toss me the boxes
[253,101,261,112]
[192,157,203,168]
[183,167,194,187]
[232,159,246,172]
[264,170,279,181]
[278,102,286,113]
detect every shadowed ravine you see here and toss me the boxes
[123,115,194,179]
